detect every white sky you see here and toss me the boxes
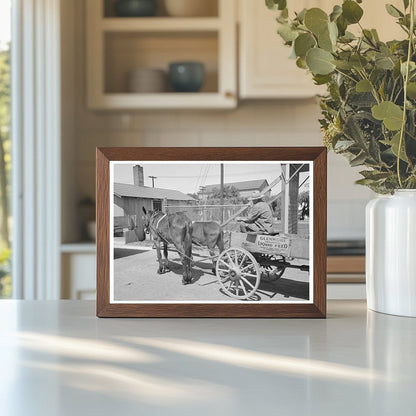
[114,162,309,195]
[0,0,11,49]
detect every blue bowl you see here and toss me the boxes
[114,0,157,17]
[168,62,205,93]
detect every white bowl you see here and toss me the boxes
[164,0,218,17]
[128,68,167,93]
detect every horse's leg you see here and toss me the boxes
[184,224,193,284]
[211,230,225,275]
[155,238,164,274]
[173,231,192,285]
[162,242,170,273]
[207,241,217,275]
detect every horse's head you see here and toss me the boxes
[142,207,154,234]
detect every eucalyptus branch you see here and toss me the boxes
[397,0,415,188]
[359,69,381,104]
[334,68,358,84]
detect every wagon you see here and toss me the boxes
[215,231,309,300]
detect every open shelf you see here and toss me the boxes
[87,0,236,109]
[101,17,221,32]
[104,31,218,94]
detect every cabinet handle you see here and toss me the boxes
[224,91,234,99]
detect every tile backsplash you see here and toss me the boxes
[72,100,373,241]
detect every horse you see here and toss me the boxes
[191,221,225,275]
[142,208,193,285]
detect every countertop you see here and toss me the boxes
[0,300,415,415]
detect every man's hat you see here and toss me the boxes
[249,190,263,201]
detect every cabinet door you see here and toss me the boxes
[239,0,325,99]
[239,0,404,99]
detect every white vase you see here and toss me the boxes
[366,190,416,317]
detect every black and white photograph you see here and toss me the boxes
[109,161,313,304]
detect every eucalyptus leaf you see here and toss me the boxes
[360,170,391,180]
[403,0,409,9]
[336,15,348,36]
[330,5,342,22]
[296,8,307,23]
[382,132,409,162]
[333,60,352,70]
[407,82,416,99]
[318,27,334,52]
[277,23,298,43]
[356,79,372,92]
[385,4,404,17]
[306,48,335,75]
[313,74,332,85]
[266,0,287,11]
[375,55,395,70]
[294,33,316,58]
[371,29,380,42]
[296,57,308,69]
[334,139,355,151]
[304,8,329,35]
[342,0,364,24]
[350,152,368,166]
[372,101,404,131]
[350,54,368,70]
[339,31,356,43]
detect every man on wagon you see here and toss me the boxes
[237,191,274,234]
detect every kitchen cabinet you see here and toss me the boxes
[238,0,404,99]
[61,245,96,300]
[86,0,237,109]
[238,0,325,99]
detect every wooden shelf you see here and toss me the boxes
[61,243,96,253]
[101,17,221,32]
[89,92,235,110]
[327,256,365,274]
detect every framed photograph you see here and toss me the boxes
[96,147,327,318]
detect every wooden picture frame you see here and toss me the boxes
[96,147,327,317]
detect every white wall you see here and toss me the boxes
[62,0,374,243]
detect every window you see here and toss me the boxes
[0,0,11,298]
[153,200,162,212]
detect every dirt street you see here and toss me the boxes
[113,246,310,303]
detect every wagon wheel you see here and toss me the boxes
[255,254,286,282]
[216,247,261,300]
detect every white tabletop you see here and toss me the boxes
[0,300,415,416]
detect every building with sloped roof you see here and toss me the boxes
[114,182,196,218]
[201,179,270,200]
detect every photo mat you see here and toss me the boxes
[110,161,313,304]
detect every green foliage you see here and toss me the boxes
[266,0,416,193]
[0,247,11,298]
[207,186,247,205]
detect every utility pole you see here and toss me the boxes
[148,176,157,187]
[220,163,224,223]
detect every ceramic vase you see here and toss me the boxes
[366,190,416,317]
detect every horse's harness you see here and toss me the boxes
[148,212,169,243]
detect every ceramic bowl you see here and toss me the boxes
[164,0,217,17]
[114,0,158,17]
[168,62,205,92]
[128,68,167,93]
